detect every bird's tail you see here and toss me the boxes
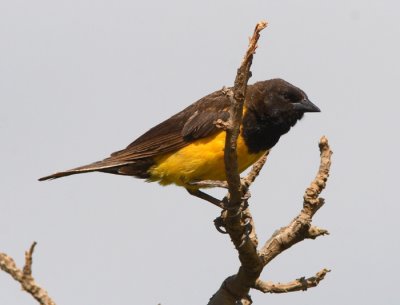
[38,160,132,181]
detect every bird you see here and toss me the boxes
[39,79,320,204]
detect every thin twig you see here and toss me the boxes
[259,136,333,266]
[242,151,269,189]
[0,242,56,305]
[23,241,36,277]
[253,269,330,293]
[303,136,332,215]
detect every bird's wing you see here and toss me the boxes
[108,89,231,162]
[38,89,233,181]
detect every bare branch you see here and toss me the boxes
[22,241,36,277]
[223,20,268,207]
[0,242,56,305]
[259,136,333,266]
[253,269,330,293]
[209,22,334,305]
[208,21,268,305]
[303,135,332,216]
[242,152,269,189]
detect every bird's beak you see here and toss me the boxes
[293,99,320,113]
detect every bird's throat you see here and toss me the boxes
[241,111,284,154]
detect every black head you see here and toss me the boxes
[247,78,320,125]
[242,79,320,153]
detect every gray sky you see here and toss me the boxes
[1,1,399,304]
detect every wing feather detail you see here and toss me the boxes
[109,89,231,162]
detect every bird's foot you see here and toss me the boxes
[238,216,253,248]
[214,216,228,234]
[213,211,253,241]
[186,188,225,209]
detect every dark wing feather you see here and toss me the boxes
[182,109,230,141]
[39,88,233,181]
[109,89,231,162]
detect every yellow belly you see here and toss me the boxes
[148,131,266,187]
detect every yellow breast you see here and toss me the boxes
[148,131,266,187]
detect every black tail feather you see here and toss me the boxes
[38,160,133,181]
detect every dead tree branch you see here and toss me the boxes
[258,136,332,266]
[0,242,56,305]
[208,21,269,305]
[223,20,268,207]
[207,21,332,305]
[208,135,332,305]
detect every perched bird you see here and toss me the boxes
[39,79,319,202]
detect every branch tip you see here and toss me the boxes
[23,241,37,276]
[0,242,56,305]
[303,136,332,211]
[307,226,330,239]
[254,268,330,294]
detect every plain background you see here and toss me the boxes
[1,1,399,304]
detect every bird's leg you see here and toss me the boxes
[186,188,224,209]
[237,189,252,247]
[188,180,228,189]
[186,189,252,240]
[213,190,253,240]
[186,189,239,234]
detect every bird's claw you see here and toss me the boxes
[240,190,251,210]
[214,216,228,234]
[220,196,232,210]
[242,190,251,201]
[238,217,253,248]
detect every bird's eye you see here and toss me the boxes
[282,91,301,103]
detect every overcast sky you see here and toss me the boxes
[1,1,399,304]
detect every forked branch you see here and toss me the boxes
[207,20,332,305]
[0,242,56,305]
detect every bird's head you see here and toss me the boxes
[240,79,320,153]
[249,78,320,126]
